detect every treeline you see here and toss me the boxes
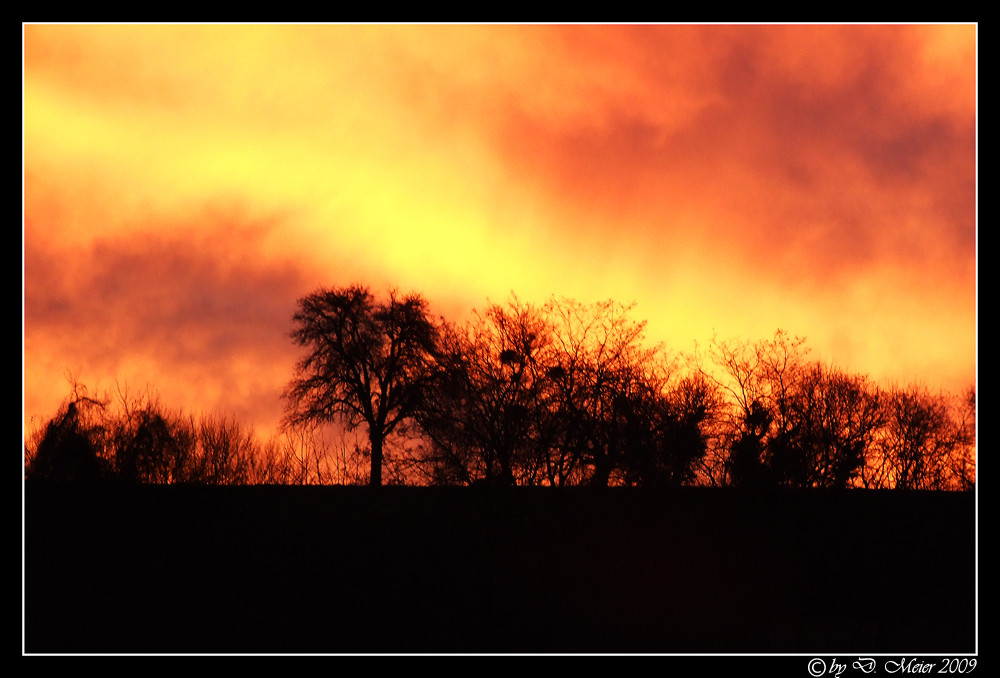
[24,285,976,491]
[23,384,366,486]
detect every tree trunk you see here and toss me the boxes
[369,433,383,487]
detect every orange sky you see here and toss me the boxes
[23,24,977,440]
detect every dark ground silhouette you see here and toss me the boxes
[24,484,975,654]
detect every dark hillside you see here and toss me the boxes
[24,484,975,654]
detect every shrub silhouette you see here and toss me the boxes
[27,397,108,483]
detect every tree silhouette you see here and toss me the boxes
[707,331,884,488]
[26,387,109,483]
[767,365,883,488]
[543,298,671,487]
[283,285,440,487]
[24,287,975,493]
[415,296,717,488]
[948,386,977,490]
[618,373,719,488]
[417,296,614,486]
[110,386,197,484]
[415,296,553,486]
[869,384,973,491]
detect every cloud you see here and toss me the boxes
[477,25,975,274]
[24,24,977,438]
[24,205,312,436]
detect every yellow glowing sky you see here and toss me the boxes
[23,24,977,439]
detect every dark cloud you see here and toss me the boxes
[24,211,313,434]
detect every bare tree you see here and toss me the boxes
[110,383,197,484]
[947,386,977,490]
[704,330,810,487]
[283,285,440,487]
[767,364,883,488]
[195,413,257,485]
[871,384,973,491]
[415,295,717,488]
[705,331,883,488]
[415,295,554,486]
[542,297,657,487]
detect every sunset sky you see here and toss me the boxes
[23,24,977,440]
